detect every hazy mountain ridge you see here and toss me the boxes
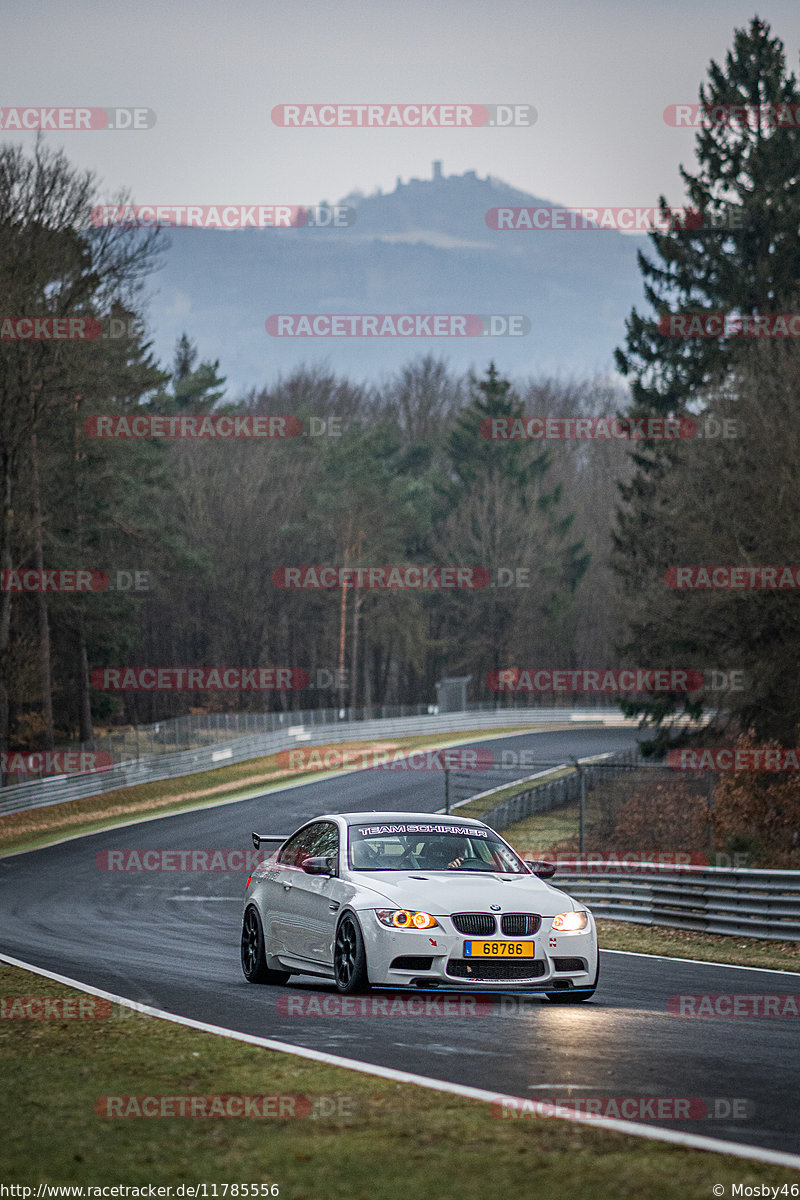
[145,165,648,393]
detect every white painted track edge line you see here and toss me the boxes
[602,948,800,976]
[1,952,799,1171]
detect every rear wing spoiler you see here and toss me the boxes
[252,832,290,850]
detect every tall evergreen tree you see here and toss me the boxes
[435,365,589,699]
[616,16,800,415]
[613,17,800,745]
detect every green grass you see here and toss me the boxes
[0,727,540,858]
[1,962,798,1196]
[596,920,800,973]
[488,792,583,846]
[452,766,573,819]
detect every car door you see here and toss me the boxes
[262,823,324,957]
[284,821,344,964]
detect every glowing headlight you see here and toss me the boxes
[376,909,439,930]
[552,911,589,932]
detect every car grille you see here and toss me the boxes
[390,956,434,971]
[553,957,586,973]
[446,959,546,981]
[451,913,496,936]
[500,913,541,936]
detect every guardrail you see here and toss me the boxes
[58,699,624,760]
[474,755,800,942]
[553,863,800,942]
[0,707,639,818]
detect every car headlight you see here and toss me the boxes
[376,909,440,930]
[552,911,589,932]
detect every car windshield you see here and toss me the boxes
[348,822,527,873]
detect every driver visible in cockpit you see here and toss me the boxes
[422,838,471,870]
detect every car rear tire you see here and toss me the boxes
[241,906,290,985]
[544,955,600,1003]
[334,913,370,994]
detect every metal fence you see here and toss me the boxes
[61,698,624,762]
[474,750,640,831]
[476,754,717,862]
[552,863,800,942]
[0,706,638,817]
[466,756,800,941]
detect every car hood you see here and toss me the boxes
[348,870,576,915]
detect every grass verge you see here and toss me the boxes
[451,766,573,819]
[595,920,800,973]
[1,962,798,1196]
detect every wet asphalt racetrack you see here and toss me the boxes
[2,726,799,1158]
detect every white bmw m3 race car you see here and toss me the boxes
[240,811,599,1000]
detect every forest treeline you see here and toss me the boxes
[3,16,800,763]
[1,144,629,751]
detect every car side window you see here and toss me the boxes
[277,824,321,867]
[277,822,339,872]
[308,822,339,875]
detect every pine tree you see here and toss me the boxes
[446,362,552,499]
[613,17,800,745]
[160,333,225,413]
[616,16,800,415]
[436,365,589,698]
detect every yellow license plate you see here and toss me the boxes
[463,941,534,958]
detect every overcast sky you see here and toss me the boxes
[3,0,799,213]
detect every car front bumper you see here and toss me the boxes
[358,909,598,990]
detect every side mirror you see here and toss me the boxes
[527,860,556,879]
[302,856,334,876]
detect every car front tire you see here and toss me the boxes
[333,913,371,994]
[241,905,290,985]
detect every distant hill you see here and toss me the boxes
[143,164,650,395]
